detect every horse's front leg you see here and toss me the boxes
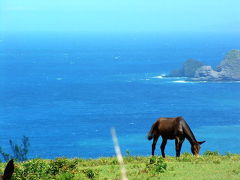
[175,137,184,157]
[175,137,181,157]
[160,138,167,158]
[152,136,159,156]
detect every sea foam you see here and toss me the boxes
[152,74,166,79]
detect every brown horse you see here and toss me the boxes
[0,160,14,180]
[147,116,205,157]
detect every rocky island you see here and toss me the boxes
[168,49,240,81]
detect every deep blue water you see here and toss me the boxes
[0,33,240,159]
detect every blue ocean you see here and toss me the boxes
[0,33,240,159]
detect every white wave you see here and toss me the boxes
[172,80,209,83]
[152,75,163,79]
[172,79,240,84]
[173,80,188,83]
[152,73,167,79]
[190,80,240,83]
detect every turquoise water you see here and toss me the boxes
[0,33,240,159]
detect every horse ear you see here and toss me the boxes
[198,141,206,145]
[3,159,14,179]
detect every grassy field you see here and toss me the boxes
[0,152,240,180]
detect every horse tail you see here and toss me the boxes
[3,159,14,180]
[147,122,156,140]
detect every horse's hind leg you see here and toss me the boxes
[160,138,167,158]
[152,136,159,156]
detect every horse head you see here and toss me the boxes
[191,141,206,156]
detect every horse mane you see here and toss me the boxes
[180,117,197,144]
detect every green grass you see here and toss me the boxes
[0,153,240,179]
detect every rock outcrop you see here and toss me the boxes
[192,66,223,81]
[168,59,204,77]
[168,49,240,81]
[216,49,240,80]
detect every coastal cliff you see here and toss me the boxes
[168,49,240,81]
[168,59,204,77]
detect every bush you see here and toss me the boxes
[111,159,118,165]
[177,153,194,162]
[146,156,167,173]
[14,159,51,180]
[204,150,220,156]
[47,158,78,176]
[82,168,99,179]
[13,158,80,179]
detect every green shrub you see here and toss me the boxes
[14,159,50,180]
[213,159,221,164]
[111,159,118,165]
[146,156,167,173]
[11,158,81,180]
[178,153,194,162]
[204,150,220,156]
[149,156,156,164]
[47,158,78,176]
[82,168,99,179]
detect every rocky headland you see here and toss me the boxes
[168,49,240,81]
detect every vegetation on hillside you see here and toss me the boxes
[0,152,239,180]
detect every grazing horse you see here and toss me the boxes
[147,116,205,157]
[0,160,14,180]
